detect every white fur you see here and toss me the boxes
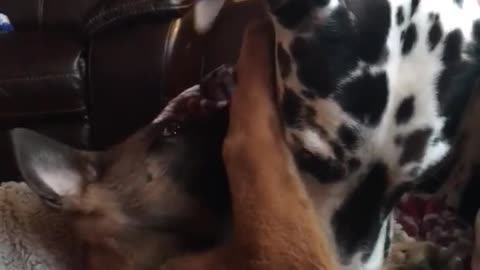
[301,129,334,158]
[273,0,480,269]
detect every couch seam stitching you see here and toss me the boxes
[86,1,190,27]
[38,0,44,30]
[0,74,80,84]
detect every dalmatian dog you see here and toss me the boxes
[178,0,480,269]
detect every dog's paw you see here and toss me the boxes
[200,64,236,105]
[153,65,236,124]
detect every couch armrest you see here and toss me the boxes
[0,33,86,121]
[88,11,202,149]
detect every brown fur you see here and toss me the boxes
[11,101,230,269]
[11,18,336,270]
[72,129,229,269]
[161,20,337,270]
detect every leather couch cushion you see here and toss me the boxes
[0,33,86,121]
[84,0,191,35]
[0,0,100,31]
[1,0,189,33]
[88,17,202,149]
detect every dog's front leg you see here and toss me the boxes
[161,19,336,270]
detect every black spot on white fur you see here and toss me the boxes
[399,128,433,165]
[396,6,405,26]
[294,147,346,183]
[332,162,388,262]
[473,19,480,42]
[270,0,311,29]
[436,29,465,112]
[335,71,389,126]
[338,124,359,150]
[395,96,415,124]
[277,44,292,78]
[428,15,443,51]
[454,0,463,7]
[442,29,463,64]
[290,6,357,97]
[402,24,418,55]
[348,0,391,63]
[410,0,420,18]
[348,158,361,172]
[438,61,473,141]
[282,88,303,128]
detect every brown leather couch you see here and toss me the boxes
[0,0,266,180]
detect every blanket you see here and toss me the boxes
[0,182,84,270]
[394,193,473,266]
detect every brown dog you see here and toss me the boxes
[161,20,337,270]
[9,19,335,270]
[10,91,231,269]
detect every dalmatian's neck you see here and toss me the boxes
[266,0,480,269]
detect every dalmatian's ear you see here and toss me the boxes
[193,0,225,34]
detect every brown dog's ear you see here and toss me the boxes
[10,128,98,209]
[193,0,225,34]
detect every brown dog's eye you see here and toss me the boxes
[161,121,182,137]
